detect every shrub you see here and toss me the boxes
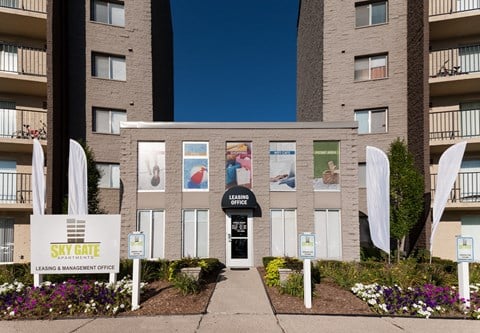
[279,272,304,297]
[0,264,32,285]
[168,258,223,282]
[172,273,201,296]
[262,256,276,268]
[265,258,286,287]
[283,257,303,271]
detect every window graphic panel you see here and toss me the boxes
[226,142,252,190]
[270,142,296,191]
[183,142,209,191]
[313,141,340,191]
[138,142,165,191]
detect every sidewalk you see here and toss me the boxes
[1,268,479,332]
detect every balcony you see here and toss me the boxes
[429,45,480,96]
[431,171,480,209]
[0,0,47,40]
[0,42,46,96]
[430,108,480,140]
[0,108,46,152]
[430,0,480,41]
[0,172,34,210]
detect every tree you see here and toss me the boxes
[388,138,424,262]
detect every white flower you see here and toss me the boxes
[49,308,53,313]
[120,304,125,309]
[68,304,72,309]
[9,311,15,316]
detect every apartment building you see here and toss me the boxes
[429,0,480,260]
[0,0,47,264]
[47,0,174,214]
[297,1,430,252]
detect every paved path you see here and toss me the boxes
[1,268,479,332]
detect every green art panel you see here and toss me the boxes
[313,141,340,191]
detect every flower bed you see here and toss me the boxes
[352,282,480,319]
[0,277,144,319]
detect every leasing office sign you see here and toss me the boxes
[30,215,121,274]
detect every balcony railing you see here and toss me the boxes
[0,108,46,140]
[0,0,46,14]
[430,108,480,140]
[430,0,480,16]
[430,45,480,77]
[0,42,46,77]
[0,172,33,204]
[431,171,480,203]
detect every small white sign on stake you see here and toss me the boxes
[128,232,145,311]
[128,232,146,260]
[457,236,474,262]
[456,236,474,310]
[299,233,316,309]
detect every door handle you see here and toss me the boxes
[228,234,231,242]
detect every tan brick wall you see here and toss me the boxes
[121,122,360,265]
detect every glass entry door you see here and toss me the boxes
[226,210,253,267]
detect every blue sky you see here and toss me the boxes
[171,0,299,122]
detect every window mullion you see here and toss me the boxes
[149,210,154,258]
[194,209,199,257]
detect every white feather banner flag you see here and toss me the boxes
[430,141,467,254]
[32,139,45,215]
[366,146,390,254]
[68,139,88,215]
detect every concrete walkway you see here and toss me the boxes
[1,268,480,332]
[198,268,282,333]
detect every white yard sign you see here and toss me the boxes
[30,215,121,274]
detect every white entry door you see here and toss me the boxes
[226,210,253,267]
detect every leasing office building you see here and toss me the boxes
[119,122,360,266]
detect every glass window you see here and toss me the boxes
[270,209,297,257]
[356,1,388,27]
[92,0,125,27]
[355,108,387,134]
[0,218,14,263]
[0,160,16,203]
[182,209,209,258]
[137,210,164,259]
[96,163,120,188]
[315,210,342,259]
[355,54,388,81]
[358,163,366,188]
[92,53,126,80]
[93,108,126,134]
[0,101,16,138]
[0,44,18,73]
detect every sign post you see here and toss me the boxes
[299,233,316,309]
[456,236,474,310]
[128,232,146,311]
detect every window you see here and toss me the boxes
[182,209,209,258]
[137,210,164,259]
[315,210,342,259]
[96,163,120,188]
[0,44,17,73]
[0,101,16,138]
[461,216,480,263]
[0,218,14,263]
[92,53,126,80]
[355,108,387,134]
[92,0,125,26]
[0,160,16,203]
[358,163,366,188]
[270,209,297,257]
[356,1,388,27]
[93,108,126,134]
[354,54,388,81]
